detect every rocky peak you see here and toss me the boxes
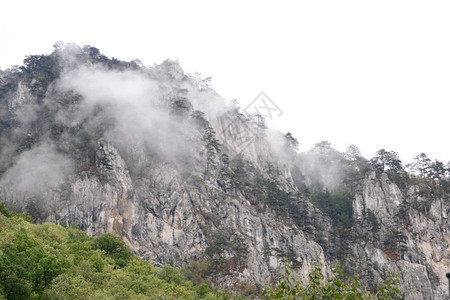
[0,45,449,298]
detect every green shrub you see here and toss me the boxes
[263,262,403,299]
[92,233,132,268]
[0,202,11,218]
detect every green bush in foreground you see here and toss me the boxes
[262,262,402,300]
[1,201,403,300]
[0,202,242,300]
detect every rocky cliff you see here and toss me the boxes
[0,44,449,298]
[350,172,450,299]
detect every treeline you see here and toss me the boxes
[284,136,450,228]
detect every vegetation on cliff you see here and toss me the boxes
[1,202,404,299]
[1,44,448,298]
[0,202,224,300]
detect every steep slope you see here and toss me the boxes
[0,44,449,298]
[350,172,450,299]
[0,203,226,299]
[0,44,331,290]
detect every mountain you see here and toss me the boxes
[0,43,449,299]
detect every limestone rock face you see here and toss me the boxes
[0,51,449,299]
[353,172,402,223]
[0,109,332,288]
[352,172,450,299]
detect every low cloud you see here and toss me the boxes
[0,144,73,197]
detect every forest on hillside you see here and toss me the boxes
[0,202,402,299]
[1,44,449,299]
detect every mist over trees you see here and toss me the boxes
[280,132,450,241]
[1,42,448,204]
[0,43,449,299]
[2,43,449,226]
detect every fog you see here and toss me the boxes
[0,44,431,207]
[0,144,73,198]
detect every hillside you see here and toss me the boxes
[0,202,241,299]
[0,43,449,299]
[0,203,404,299]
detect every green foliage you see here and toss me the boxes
[310,190,353,229]
[370,150,404,175]
[197,283,212,298]
[182,259,210,285]
[25,197,46,222]
[205,232,249,276]
[405,154,450,201]
[0,203,11,218]
[20,54,60,99]
[0,286,5,300]
[92,233,132,268]
[229,155,252,189]
[376,276,402,300]
[43,274,92,300]
[263,262,403,299]
[0,228,63,299]
[284,132,299,152]
[283,246,302,269]
[158,264,185,285]
[203,126,221,154]
[88,252,105,272]
[366,210,380,233]
[0,202,245,299]
[79,45,142,70]
[382,231,408,260]
[252,177,292,208]
[0,203,33,223]
[370,150,411,192]
[408,153,432,178]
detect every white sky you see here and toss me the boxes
[1,0,449,163]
